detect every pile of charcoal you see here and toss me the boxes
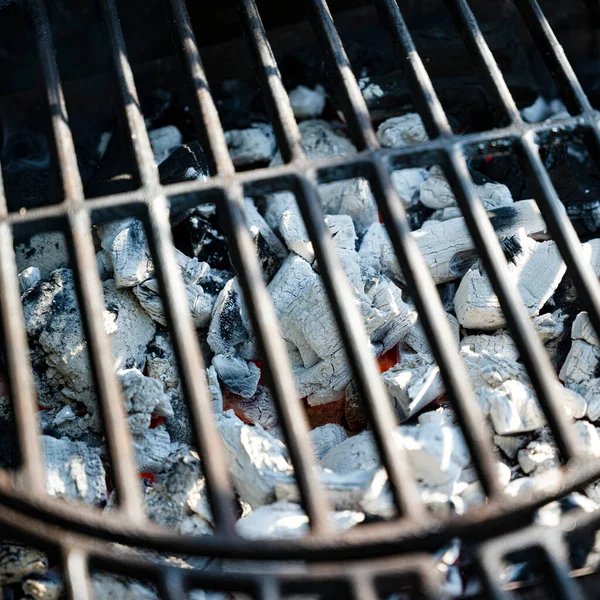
[2,84,600,599]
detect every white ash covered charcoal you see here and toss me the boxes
[265,120,378,235]
[207,365,223,414]
[223,385,280,435]
[42,435,107,506]
[321,411,470,494]
[493,433,533,460]
[398,411,470,493]
[133,277,215,328]
[149,125,183,165]
[18,265,41,294]
[560,312,600,387]
[452,462,512,514]
[518,422,600,477]
[91,573,159,600]
[15,232,69,279]
[0,545,47,585]
[207,277,254,359]
[364,200,546,284]
[310,423,348,460]
[132,428,171,474]
[212,354,260,399]
[279,205,354,263]
[521,97,569,123]
[580,380,600,423]
[145,333,204,445]
[459,310,568,363]
[236,501,363,540]
[455,229,566,330]
[144,450,212,535]
[390,167,429,209]
[98,218,154,288]
[22,269,156,413]
[459,347,559,436]
[382,353,444,423]
[403,312,459,363]
[268,249,416,398]
[118,368,173,435]
[216,410,294,508]
[288,84,327,120]
[376,113,428,148]
[224,123,276,167]
[420,165,513,212]
[461,332,520,361]
[320,429,380,474]
[275,468,393,517]
[375,114,431,209]
[517,434,558,476]
[22,575,62,600]
[243,198,288,280]
[479,380,546,435]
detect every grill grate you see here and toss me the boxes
[0,0,599,598]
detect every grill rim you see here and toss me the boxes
[1,0,600,596]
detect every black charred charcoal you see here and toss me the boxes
[541,142,600,207]
[213,80,267,130]
[499,234,524,265]
[405,202,434,230]
[158,141,210,227]
[0,414,17,470]
[85,130,139,199]
[158,140,209,186]
[172,210,232,272]
[566,201,600,236]
[469,154,527,201]
[437,281,459,314]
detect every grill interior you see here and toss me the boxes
[1,0,600,598]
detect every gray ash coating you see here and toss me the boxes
[218,288,245,348]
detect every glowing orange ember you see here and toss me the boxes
[377,346,398,373]
[149,415,165,429]
[139,472,156,484]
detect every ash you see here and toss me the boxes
[5,93,600,599]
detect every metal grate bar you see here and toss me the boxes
[168,0,332,532]
[219,185,333,532]
[442,0,599,459]
[374,0,453,140]
[157,568,187,600]
[444,0,522,124]
[0,215,43,488]
[476,525,586,600]
[445,0,600,342]
[97,0,157,188]
[306,0,378,152]
[98,0,239,533]
[515,0,592,115]
[258,577,281,600]
[475,545,514,600]
[541,532,584,599]
[29,0,145,516]
[375,0,582,462]
[238,0,304,164]
[239,0,426,518]
[350,573,379,600]
[166,0,235,176]
[311,0,502,498]
[62,547,93,600]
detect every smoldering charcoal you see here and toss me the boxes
[4,52,600,598]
